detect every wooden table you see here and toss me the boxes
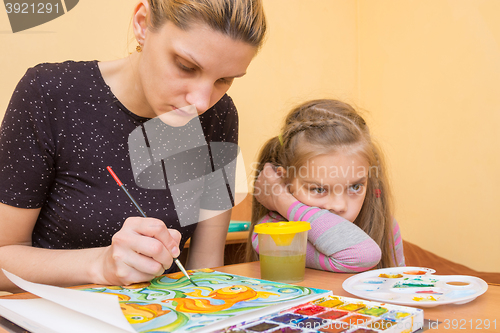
[1,262,499,332]
[216,262,500,332]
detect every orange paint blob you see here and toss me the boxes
[446,281,470,286]
[403,270,428,275]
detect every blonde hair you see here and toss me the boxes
[147,0,267,49]
[246,99,398,268]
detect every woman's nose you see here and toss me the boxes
[186,82,213,114]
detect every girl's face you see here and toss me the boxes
[137,20,256,120]
[288,151,370,222]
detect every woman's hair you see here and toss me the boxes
[246,99,398,268]
[146,0,267,49]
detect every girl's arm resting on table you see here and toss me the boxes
[251,200,382,273]
[288,202,381,273]
[185,209,231,270]
[0,202,182,292]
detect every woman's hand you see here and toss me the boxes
[253,163,296,216]
[95,217,181,286]
[0,203,182,291]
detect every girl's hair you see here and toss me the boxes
[245,99,398,268]
[146,0,267,49]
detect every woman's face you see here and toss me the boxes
[288,151,370,223]
[137,20,257,120]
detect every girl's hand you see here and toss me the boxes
[253,163,296,216]
[95,217,181,286]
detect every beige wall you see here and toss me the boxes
[0,1,138,109]
[1,1,498,272]
[229,0,359,190]
[356,0,500,272]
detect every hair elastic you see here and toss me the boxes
[278,134,284,146]
[374,189,382,198]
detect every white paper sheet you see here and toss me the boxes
[0,298,134,333]
[0,270,136,333]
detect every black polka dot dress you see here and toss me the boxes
[0,61,239,272]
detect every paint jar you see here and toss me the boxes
[254,221,311,283]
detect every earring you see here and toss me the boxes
[136,44,143,53]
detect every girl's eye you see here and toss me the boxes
[349,184,363,193]
[311,187,326,194]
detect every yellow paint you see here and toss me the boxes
[337,302,365,312]
[165,272,187,280]
[317,298,343,308]
[120,303,170,324]
[379,274,403,279]
[191,268,214,273]
[413,295,438,302]
[395,312,411,319]
[184,287,212,297]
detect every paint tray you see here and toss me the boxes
[342,266,488,307]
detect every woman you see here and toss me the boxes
[0,0,266,292]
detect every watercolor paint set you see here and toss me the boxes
[211,294,424,333]
[342,267,488,307]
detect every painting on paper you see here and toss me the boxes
[81,269,330,333]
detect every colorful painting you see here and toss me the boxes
[80,269,330,333]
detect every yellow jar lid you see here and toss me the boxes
[254,221,311,235]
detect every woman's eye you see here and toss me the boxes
[217,77,234,85]
[177,61,195,73]
[349,184,363,193]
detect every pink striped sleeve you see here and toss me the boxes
[288,201,308,220]
[290,202,382,272]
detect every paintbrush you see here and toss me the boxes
[106,166,198,287]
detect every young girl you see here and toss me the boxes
[247,99,404,272]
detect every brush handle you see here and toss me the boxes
[107,166,147,217]
[106,166,196,286]
[119,185,147,218]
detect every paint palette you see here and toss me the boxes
[212,294,423,333]
[342,267,488,307]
